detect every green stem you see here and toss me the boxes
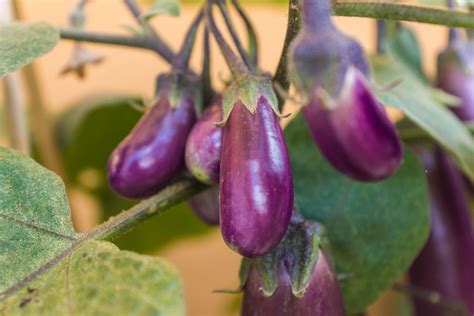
[87,179,205,241]
[332,1,474,29]
[272,0,301,109]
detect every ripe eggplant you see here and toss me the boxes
[185,97,223,184]
[241,215,345,316]
[108,75,197,199]
[187,186,220,226]
[410,149,474,316]
[437,37,474,122]
[219,95,293,257]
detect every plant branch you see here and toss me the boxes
[59,28,175,63]
[332,1,474,29]
[273,0,301,109]
[122,0,175,62]
[87,179,205,241]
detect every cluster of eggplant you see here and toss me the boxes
[409,28,474,316]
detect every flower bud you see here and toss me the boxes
[219,76,293,257]
[187,186,220,226]
[437,38,474,122]
[288,1,402,182]
[241,215,344,316]
[185,97,223,184]
[107,74,198,199]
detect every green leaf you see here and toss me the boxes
[55,96,211,254]
[0,22,58,77]
[1,240,185,315]
[142,0,181,20]
[0,147,185,314]
[371,55,474,181]
[284,114,429,313]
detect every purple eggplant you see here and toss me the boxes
[437,37,474,122]
[108,75,197,199]
[241,215,345,316]
[302,67,403,181]
[289,0,402,182]
[219,92,293,257]
[409,149,474,316]
[185,97,223,184]
[187,186,220,226]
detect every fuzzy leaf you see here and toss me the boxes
[371,55,474,181]
[0,22,58,77]
[142,0,181,20]
[1,240,185,315]
[0,147,185,314]
[285,114,429,313]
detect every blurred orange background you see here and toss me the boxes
[2,1,450,315]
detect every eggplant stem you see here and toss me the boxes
[173,9,204,71]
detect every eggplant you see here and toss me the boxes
[219,95,293,257]
[187,186,220,226]
[241,215,345,316]
[108,75,197,199]
[410,149,474,316]
[302,67,403,181]
[437,37,474,123]
[288,0,402,182]
[185,97,223,184]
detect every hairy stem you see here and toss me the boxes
[333,1,474,29]
[273,0,301,109]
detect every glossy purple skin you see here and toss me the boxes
[185,98,223,184]
[241,249,345,316]
[437,40,474,122]
[410,150,474,316]
[108,94,196,199]
[187,186,220,226]
[303,68,403,182]
[219,97,294,257]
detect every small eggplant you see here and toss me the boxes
[410,149,474,316]
[302,67,403,181]
[108,75,197,199]
[185,97,223,184]
[437,37,474,122]
[288,0,402,182]
[219,78,293,257]
[187,186,220,226]
[241,215,345,316]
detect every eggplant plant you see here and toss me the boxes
[0,0,473,315]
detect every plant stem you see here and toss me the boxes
[231,0,258,66]
[216,0,254,70]
[87,179,205,242]
[272,0,301,109]
[332,1,474,29]
[3,74,30,154]
[122,0,175,62]
[59,28,175,63]
[173,9,204,71]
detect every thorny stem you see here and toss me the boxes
[272,0,301,109]
[205,0,249,78]
[122,0,175,62]
[216,0,255,71]
[332,1,474,29]
[231,0,258,66]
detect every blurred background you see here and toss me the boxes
[0,0,451,315]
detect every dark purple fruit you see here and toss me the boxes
[187,186,220,226]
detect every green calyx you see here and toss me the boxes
[153,72,202,112]
[239,215,328,299]
[217,74,279,127]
